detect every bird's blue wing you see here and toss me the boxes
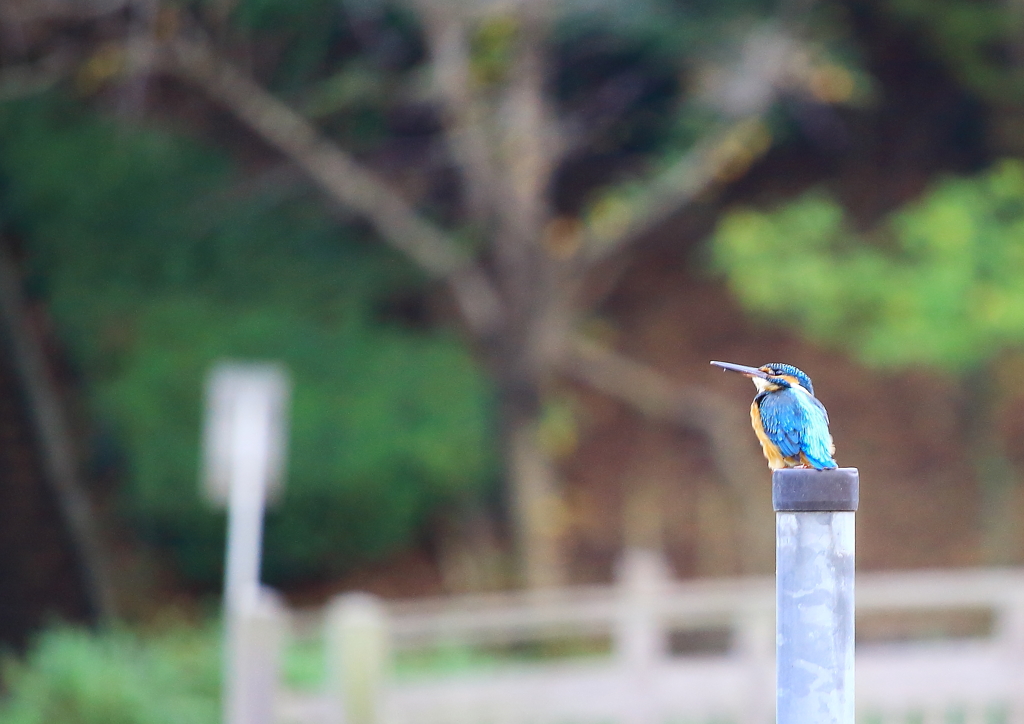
[757,390,805,459]
[800,394,837,468]
[815,394,830,425]
[758,388,836,468]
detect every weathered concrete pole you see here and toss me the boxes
[774,467,858,724]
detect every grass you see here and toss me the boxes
[0,624,221,724]
[393,635,613,679]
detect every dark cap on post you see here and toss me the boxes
[772,467,859,512]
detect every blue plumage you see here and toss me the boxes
[710,360,837,471]
[756,385,836,470]
[759,362,815,396]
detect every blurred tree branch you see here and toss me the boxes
[561,336,772,573]
[416,5,500,227]
[151,31,505,337]
[578,118,772,263]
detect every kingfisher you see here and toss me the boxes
[710,361,837,471]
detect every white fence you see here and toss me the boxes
[240,550,1024,724]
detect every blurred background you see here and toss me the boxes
[0,0,1022,719]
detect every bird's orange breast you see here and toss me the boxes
[750,400,787,470]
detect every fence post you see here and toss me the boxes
[326,592,390,724]
[224,587,286,724]
[614,548,669,724]
[734,603,774,724]
[615,548,668,668]
[996,580,1024,724]
[774,467,858,724]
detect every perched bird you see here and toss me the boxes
[710,361,837,471]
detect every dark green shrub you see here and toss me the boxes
[0,98,496,585]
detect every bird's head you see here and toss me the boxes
[710,361,815,396]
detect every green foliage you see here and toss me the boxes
[882,0,1024,104]
[0,97,496,585]
[228,0,345,93]
[470,16,521,87]
[227,0,335,31]
[711,159,1024,373]
[555,0,780,55]
[186,0,420,134]
[0,626,220,724]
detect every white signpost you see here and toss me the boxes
[201,362,291,724]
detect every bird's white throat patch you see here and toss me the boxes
[751,375,812,396]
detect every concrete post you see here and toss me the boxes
[614,548,668,670]
[224,587,286,724]
[326,593,390,724]
[615,549,669,724]
[774,467,858,724]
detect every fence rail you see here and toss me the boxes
[250,551,1024,724]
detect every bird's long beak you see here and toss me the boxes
[710,360,769,378]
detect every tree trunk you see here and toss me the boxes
[495,363,568,588]
[0,247,116,623]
